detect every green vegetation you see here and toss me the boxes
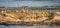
[30,7,60,10]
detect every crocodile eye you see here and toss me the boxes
[3,14,6,16]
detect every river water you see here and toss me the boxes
[0,25,60,28]
[0,1,60,7]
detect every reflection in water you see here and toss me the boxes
[0,25,60,28]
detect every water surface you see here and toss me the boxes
[0,25,60,28]
[0,1,60,7]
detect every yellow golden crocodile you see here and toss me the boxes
[2,9,51,21]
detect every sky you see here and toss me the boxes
[0,0,60,7]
